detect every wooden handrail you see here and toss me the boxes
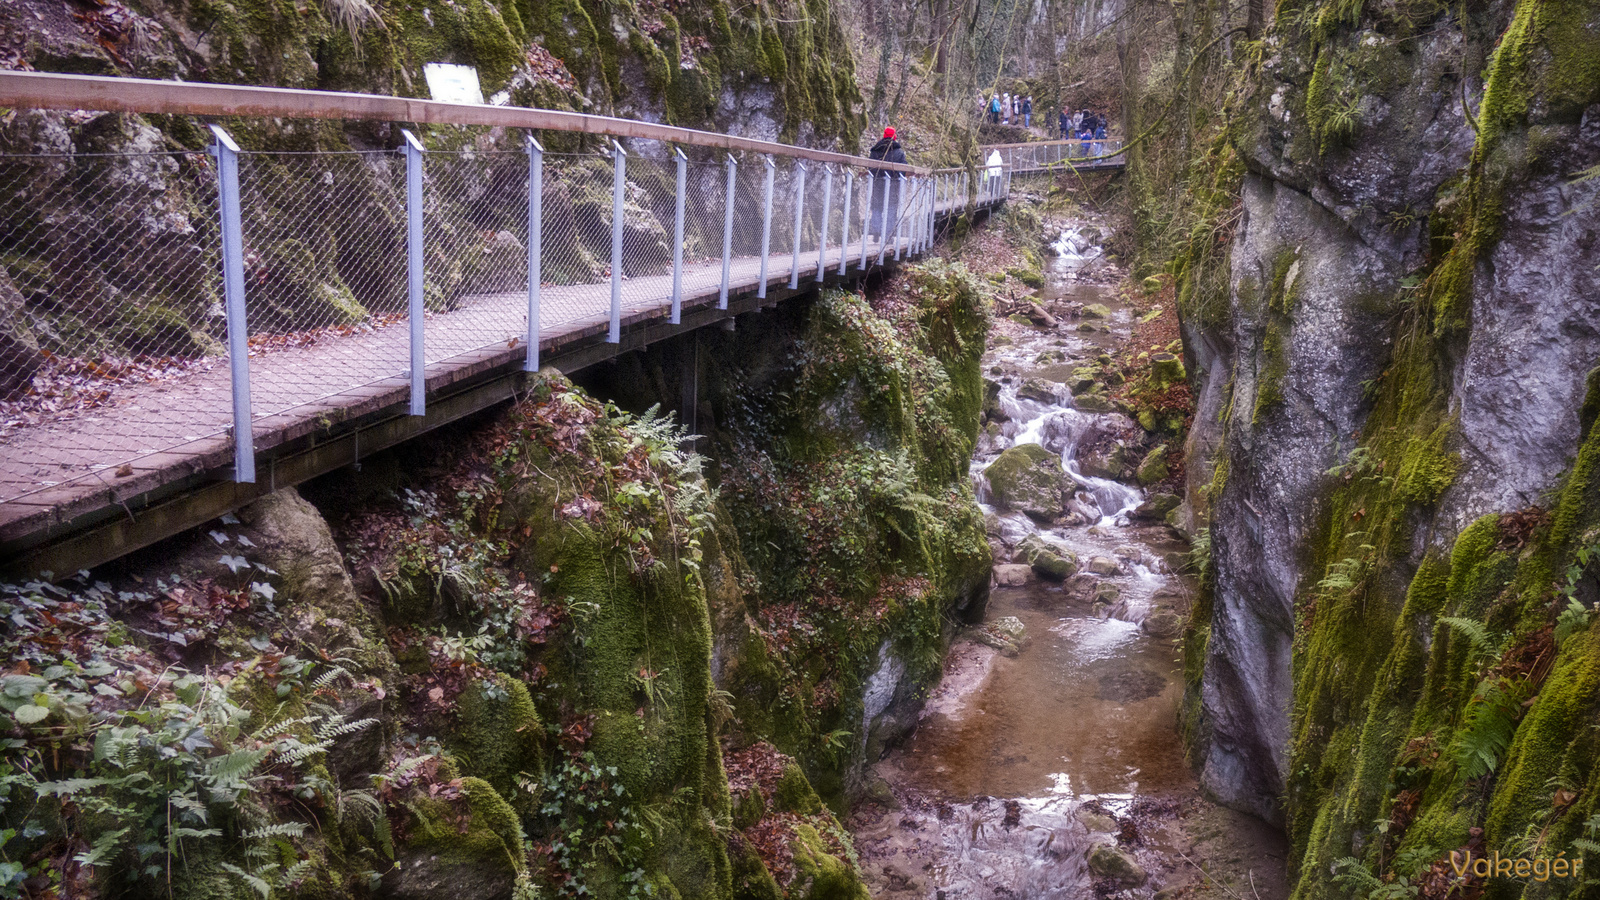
[0,71,932,174]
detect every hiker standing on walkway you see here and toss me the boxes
[1022,96,1033,128]
[988,94,1002,123]
[1059,107,1071,140]
[867,127,906,240]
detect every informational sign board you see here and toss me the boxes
[423,63,485,105]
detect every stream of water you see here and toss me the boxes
[849,223,1287,899]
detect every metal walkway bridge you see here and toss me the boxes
[0,72,1019,575]
[984,138,1127,174]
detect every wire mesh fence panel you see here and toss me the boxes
[0,150,230,502]
[536,152,615,332]
[235,150,409,425]
[768,159,800,285]
[612,154,678,315]
[682,158,728,306]
[423,149,531,366]
[728,155,772,292]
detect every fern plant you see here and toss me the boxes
[1449,677,1529,780]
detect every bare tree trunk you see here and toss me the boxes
[872,0,899,124]
[933,0,950,74]
[888,1,922,121]
[1247,0,1264,39]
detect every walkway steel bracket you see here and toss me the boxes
[403,128,426,416]
[524,134,543,371]
[208,125,255,484]
[719,154,735,309]
[608,139,626,343]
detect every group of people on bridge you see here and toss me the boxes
[984,92,1034,127]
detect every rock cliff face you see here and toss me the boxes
[1177,0,1600,891]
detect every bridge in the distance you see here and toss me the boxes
[0,72,1031,576]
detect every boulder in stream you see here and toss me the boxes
[983,443,1066,521]
[1087,844,1148,887]
[1086,556,1121,576]
[1143,609,1185,638]
[1074,393,1115,413]
[1015,534,1078,580]
[1136,444,1170,485]
[1131,492,1182,520]
[993,563,1034,587]
[1016,378,1061,404]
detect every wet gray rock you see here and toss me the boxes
[1131,493,1182,520]
[1016,377,1062,404]
[983,443,1066,521]
[1087,843,1147,887]
[1143,609,1185,639]
[1074,393,1115,413]
[993,563,1034,587]
[1015,534,1077,580]
[1085,556,1121,576]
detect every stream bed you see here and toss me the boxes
[849,223,1288,899]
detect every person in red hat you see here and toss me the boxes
[867,127,907,240]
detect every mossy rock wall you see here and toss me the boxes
[575,260,994,804]
[1159,0,1600,895]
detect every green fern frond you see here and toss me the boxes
[243,822,308,841]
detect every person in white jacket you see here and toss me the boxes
[985,149,1004,197]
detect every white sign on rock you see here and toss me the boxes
[423,63,485,104]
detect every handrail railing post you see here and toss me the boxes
[816,164,833,282]
[891,173,905,262]
[859,169,874,270]
[787,159,806,286]
[788,161,806,290]
[208,125,254,484]
[402,128,426,416]
[838,168,853,277]
[758,155,775,299]
[922,177,931,251]
[671,145,686,324]
[877,171,892,266]
[608,139,626,343]
[719,154,735,309]
[524,134,543,371]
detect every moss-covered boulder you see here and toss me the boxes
[385,777,525,900]
[984,443,1066,521]
[1087,843,1146,887]
[1015,377,1061,404]
[1074,393,1115,413]
[1015,533,1077,580]
[1135,445,1169,485]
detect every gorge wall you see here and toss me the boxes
[1175,0,1600,895]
